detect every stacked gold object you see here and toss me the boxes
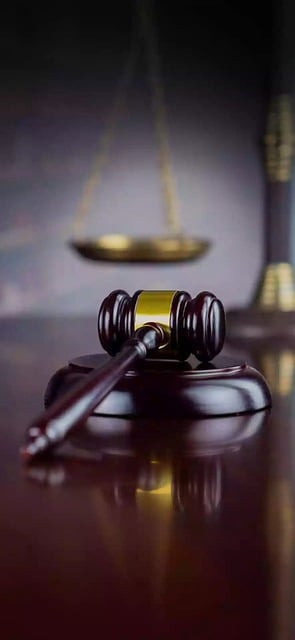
[265,94,295,183]
[253,262,295,311]
[227,94,295,337]
[253,94,295,312]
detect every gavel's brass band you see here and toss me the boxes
[134,291,176,341]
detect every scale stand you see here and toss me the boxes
[227,1,295,340]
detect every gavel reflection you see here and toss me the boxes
[21,290,225,462]
[25,454,224,517]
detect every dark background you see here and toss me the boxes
[0,1,272,315]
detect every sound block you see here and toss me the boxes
[45,354,271,418]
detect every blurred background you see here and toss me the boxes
[0,0,272,315]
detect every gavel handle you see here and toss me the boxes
[20,323,166,463]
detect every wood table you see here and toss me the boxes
[0,316,294,640]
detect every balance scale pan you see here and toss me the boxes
[69,234,210,263]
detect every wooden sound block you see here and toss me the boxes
[45,354,271,418]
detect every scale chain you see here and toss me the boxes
[71,0,183,238]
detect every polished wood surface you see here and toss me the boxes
[0,316,294,640]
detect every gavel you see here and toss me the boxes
[20,289,225,462]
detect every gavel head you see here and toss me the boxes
[98,289,226,362]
